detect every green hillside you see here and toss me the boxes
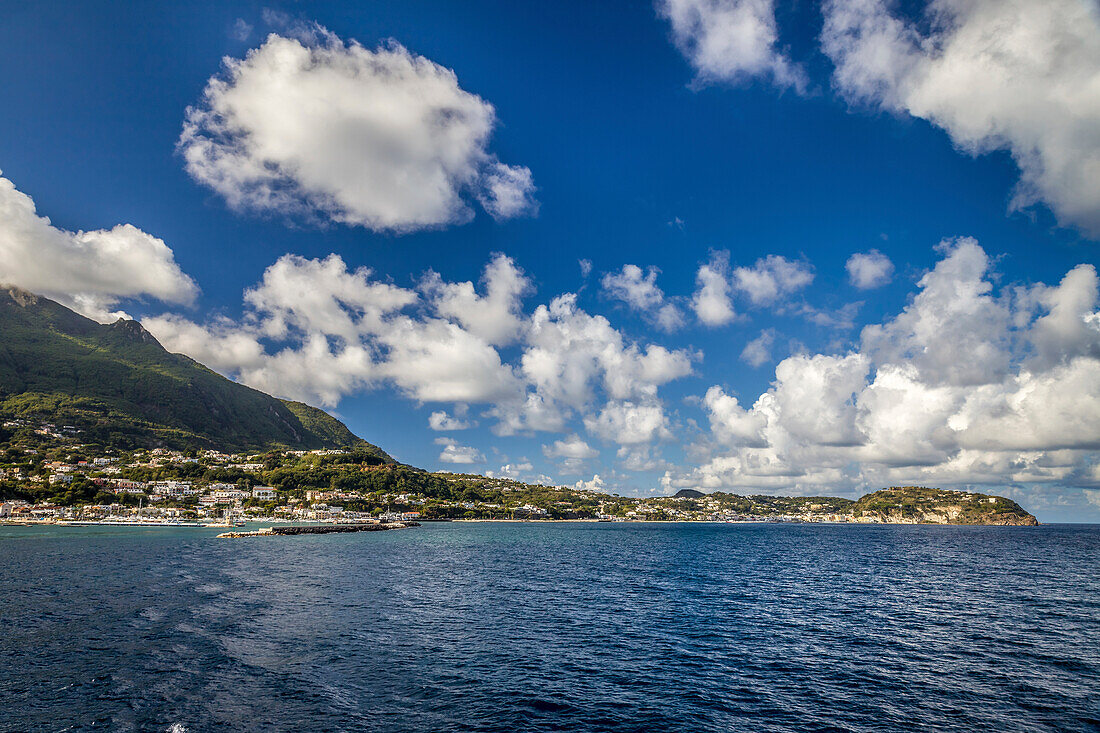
[851,487,1038,525]
[0,286,393,459]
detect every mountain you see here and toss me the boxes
[0,286,393,460]
[850,487,1038,525]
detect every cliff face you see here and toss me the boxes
[851,487,1039,525]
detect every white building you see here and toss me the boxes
[251,486,277,501]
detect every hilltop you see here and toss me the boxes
[850,487,1038,525]
[0,286,392,459]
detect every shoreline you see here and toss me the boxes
[1,517,1043,528]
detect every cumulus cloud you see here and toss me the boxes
[572,474,606,492]
[733,254,814,305]
[477,163,538,220]
[429,405,474,431]
[511,293,694,431]
[179,26,535,232]
[822,0,1100,236]
[617,445,672,473]
[692,253,736,326]
[692,252,814,325]
[543,435,599,460]
[423,254,530,346]
[0,172,197,323]
[601,264,685,331]
[1024,264,1100,370]
[436,437,485,464]
[659,0,806,90]
[484,462,553,484]
[665,238,1100,495]
[860,238,1008,387]
[146,253,520,407]
[740,329,775,367]
[146,253,695,452]
[584,400,672,446]
[542,433,599,474]
[602,264,664,311]
[846,249,893,289]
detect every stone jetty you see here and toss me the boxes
[217,521,419,538]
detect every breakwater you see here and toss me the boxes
[217,521,419,538]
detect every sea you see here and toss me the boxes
[1,521,1098,732]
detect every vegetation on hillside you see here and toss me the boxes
[0,287,391,458]
[852,486,1037,525]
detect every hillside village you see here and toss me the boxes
[0,418,1037,526]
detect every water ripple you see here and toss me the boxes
[0,523,1097,732]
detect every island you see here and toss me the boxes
[0,287,1039,528]
[0,435,1038,526]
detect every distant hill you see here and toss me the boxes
[850,487,1038,525]
[0,286,393,459]
[667,485,1038,525]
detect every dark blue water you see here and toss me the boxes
[1,522,1098,732]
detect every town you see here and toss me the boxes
[0,419,870,526]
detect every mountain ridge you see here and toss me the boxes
[0,286,393,460]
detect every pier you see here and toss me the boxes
[217,521,420,538]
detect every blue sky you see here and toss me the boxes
[1,0,1098,521]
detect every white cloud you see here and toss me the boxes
[477,162,538,220]
[435,437,485,464]
[691,252,815,325]
[146,253,521,407]
[740,329,775,367]
[666,238,1100,495]
[542,433,599,474]
[601,264,685,331]
[860,238,1009,387]
[429,406,473,431]
[142,314,266,376]
[1025,264,1100,370]
[423,254,530,346]
[485,462,552,484]
[733,254,814,306]
[244,253,417,342]
[583,400,672,446]
[0,172,197,323]
[179,27,535,232]
[616,445,672,472]
[572,474,606,492]
[602,264,665,311]
[147,254,695,443]
[230,18,253,42]
[692,253,736,326]
[659,0,806,90]
[543,434,598,460]
[520,293,694,415]
[822,0,1100,236]
[703,386,766,446]
[377,317,524,404]
[846,249,893,289]
[794,301,862,331]
[655,303,686,331]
